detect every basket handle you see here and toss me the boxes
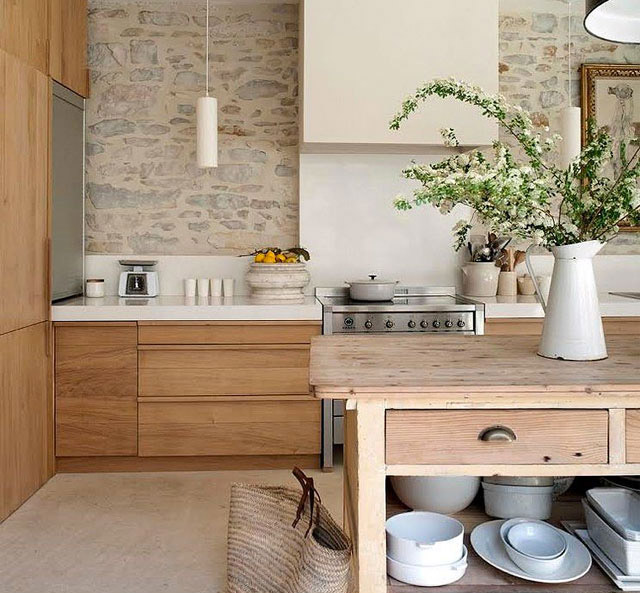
[292,467,322,537]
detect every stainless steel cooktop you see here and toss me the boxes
[315,286,485,335]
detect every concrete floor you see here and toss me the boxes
[0,467,343,593]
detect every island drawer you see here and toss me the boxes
[138,345,311,396]
[138,322,321,345]
[386,409,609,465]
[627,410,640,463]
[138,400,321,456]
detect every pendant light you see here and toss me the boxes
[196,0,218,168]
[560,0,582,169]
[585,0,640,44]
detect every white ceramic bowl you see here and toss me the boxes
[506,521,567,560]
[391,476,480,514]
[482,481,554,520]
[386,512,465,567]
[387,546,468,587]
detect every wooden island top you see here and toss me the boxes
[310,334,640,398]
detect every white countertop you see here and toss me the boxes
[468,292,640,319]
[51,295,322,322]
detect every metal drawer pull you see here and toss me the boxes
[478,426,517,442]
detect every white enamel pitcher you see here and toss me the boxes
[526,240,607,361]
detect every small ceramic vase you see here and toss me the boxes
[497,271,517,296]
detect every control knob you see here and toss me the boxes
[364,320,373,329]
[432,320,441,329]
[344,317,354,327]
[385,320,394,329]
[420,320,429,329]
[457,319,466,328]
[408,320,416,329]
[445,320,454,328]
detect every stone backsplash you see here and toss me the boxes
[86,0,640,255]
[86,0,299,254]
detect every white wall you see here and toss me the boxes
[299,153,471,289]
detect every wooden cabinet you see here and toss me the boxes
[50,0,88,97]
[0,0,49,74]
[55,323,138,456]
[139,400,321,457]
[0,323,51,521]
[55,321,322,470]
[0,50,50,335]
[627,410,640,463]
[485,317,640,336]
[301,0,498,149]
[386,409,609,465]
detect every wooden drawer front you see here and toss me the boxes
[627,410,640,463]
[139,346,311,396]
[55,325,138,456]
[138,322,321,345]
[386,410,608,465]
[138,400,321,456]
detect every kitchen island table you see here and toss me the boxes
[309,334,640,593]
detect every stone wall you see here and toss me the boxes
[499,0,640,253]
[86,0,640,255]
[86,0,299,254]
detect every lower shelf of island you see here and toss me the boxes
[385,487,616,593]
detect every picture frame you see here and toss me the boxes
[581,63,640,232]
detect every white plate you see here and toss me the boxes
[471,520,592,584]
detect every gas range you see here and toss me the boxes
[315,286,485,336]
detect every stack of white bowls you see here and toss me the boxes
[482,476,555,520]
[583,487,640,576]
[499,518,569,577]
[385,512,468,587]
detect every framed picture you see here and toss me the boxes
[581,64,640,232]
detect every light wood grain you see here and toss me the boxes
[55,454,320,473]
[1,323,50,521]
[609,409,626,464]
[139,346,310,396]
[49,0,88,96]
[138,400,321,456]
[0,0,49,73]
[0,49,49,335]
[55,324,138,456]
[138,321,321,345]
[627,410,640,463]
[386,463,640,477]
[310,335,640,396]
[486,317,640,336]
[386,409,608,465]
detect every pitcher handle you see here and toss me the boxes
[525,244,546,312]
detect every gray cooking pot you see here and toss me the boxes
[346,275,398,301]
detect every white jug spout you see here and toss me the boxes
[551,240,604,260]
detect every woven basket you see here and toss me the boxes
[227,469,352,593]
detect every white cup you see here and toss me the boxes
[223,278,234,298]
[211,278,223,297]
[197,278,210,297]
[86,279,105,298]
[184,278,196,297]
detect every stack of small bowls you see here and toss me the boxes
[500,518,569,577]
[385,512,468,587]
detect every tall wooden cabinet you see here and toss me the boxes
[0,323,50,521]
[50,0,88,97]
[0,49,50,336]
[0,0,49,74]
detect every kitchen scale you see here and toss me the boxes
[118,260,159,297]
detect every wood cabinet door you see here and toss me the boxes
[0,49,50,335]
[0,323,51,521]
[55,324,138,456]
[0,0,49,74]
[50,0,88,97]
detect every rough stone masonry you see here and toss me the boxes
[86,0,299,255]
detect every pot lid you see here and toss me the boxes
[347,274,399,286]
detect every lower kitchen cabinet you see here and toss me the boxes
[485,317,640,336]
[627,410,640,463]
[55,323,138,456]
[1,322,51,521]
[54,321,322,470]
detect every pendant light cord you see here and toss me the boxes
[205,0,209,97]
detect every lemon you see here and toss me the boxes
[254,252,266,263]
[285,257,298,263]
[266,250,276,259]
[276,253,286,262]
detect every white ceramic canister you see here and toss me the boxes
[497,271,517,296]
[85,279,105,298]
[461,262,500,297]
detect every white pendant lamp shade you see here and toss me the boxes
[559,106,582,168]
[585,0,640,44]
[197,96,218,168]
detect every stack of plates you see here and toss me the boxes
[471,519,592,584]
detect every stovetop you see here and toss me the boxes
[316,286,485,335]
